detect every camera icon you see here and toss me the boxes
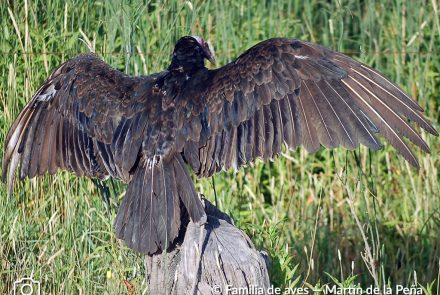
[13,277,40,295]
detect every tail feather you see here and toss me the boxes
[173,155,206,221]
[115,154,205,254]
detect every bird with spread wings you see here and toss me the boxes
[2,36,438,254]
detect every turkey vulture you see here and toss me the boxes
[2,36,438,254]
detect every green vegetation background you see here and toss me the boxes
[0,0,439,293]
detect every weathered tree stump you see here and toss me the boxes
[145,198,270,295]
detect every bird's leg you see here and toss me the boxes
[211,176,218,208]
[91,178,112,214]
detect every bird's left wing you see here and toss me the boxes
[2,53,165,192]
[180,38,438,177]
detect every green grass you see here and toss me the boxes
[1,0,439,294]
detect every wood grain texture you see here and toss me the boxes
[145,199,270,295]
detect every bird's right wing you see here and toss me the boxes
[2,53,166,192]
[182,38,437,177]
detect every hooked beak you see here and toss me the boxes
[203,42,215,65]
[203,45,216,64]
[191,36,216,64]
[206,52,216,64]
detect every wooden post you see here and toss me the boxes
[145,198,271,294]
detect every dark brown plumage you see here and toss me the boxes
[2,36,438,254]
